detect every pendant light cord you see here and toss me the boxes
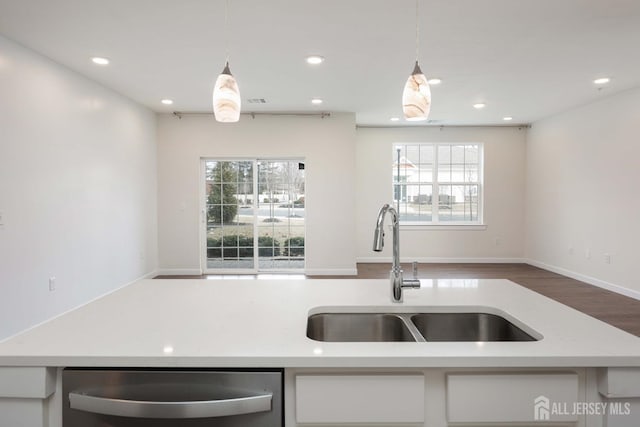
[225,0,230,62]
[415,0,420,62]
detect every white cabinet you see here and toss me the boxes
[0,367,57,427]
[288,369,587,427]
[597,368,640,427]
[598,367,640,398]
[446,372,579,423]
[295,374,425,424]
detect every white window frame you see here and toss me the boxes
[392,142,485,228]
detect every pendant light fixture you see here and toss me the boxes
[402,0,431,121]
[213,0,241,122]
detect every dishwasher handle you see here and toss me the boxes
[68,390,273,419]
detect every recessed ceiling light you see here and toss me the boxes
[306,55,325,65]
[593,77,610,85]
[390,117,400,122]
[161,99,173,105]
[91,57,110,65]
[473,103,486,109]
[503,116,513,121]
[428,78,442,85]
[311,98,323,105]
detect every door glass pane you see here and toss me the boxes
[257,160,305,271]
[205,160,253,270]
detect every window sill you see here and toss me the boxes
[399,224,487,231]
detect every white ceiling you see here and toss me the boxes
[1,0,639,126]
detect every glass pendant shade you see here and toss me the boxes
[402,61,431,121]
[212,62,241,122]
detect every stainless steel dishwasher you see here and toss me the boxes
[62,368,283,427]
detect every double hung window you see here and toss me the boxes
[392,143,483,225]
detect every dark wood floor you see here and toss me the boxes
[156,263,640,337]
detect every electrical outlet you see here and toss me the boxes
[604,253,611,264]
[49,277,56,291]
[585,248,591,259]
[494,237,501,246]
[0,210,4,228]
[568,246,574,255]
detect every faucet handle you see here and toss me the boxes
[412,261,418,279]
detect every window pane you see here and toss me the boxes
[438,164,451,182]
[417,185,433,221]
[405,185,419,205]
[393,144,405,156]
[465,185,479,221]
[451,145,465,163]
[222,227,239,241]
[207,204,222,226]
[438,185,480,222]
[420,145,434,164]
[418,165,433,183]
[406,145,420,164]
[206,161,220,182]
[220,163,238,183]
[464,164,479,183]
[438,145,451,164]
[465,145,479,163]
[451,165,465,182]
[393,183,403,202]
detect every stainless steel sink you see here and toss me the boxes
[410,312,536,342]
[307,311,537,342]
[306,313,416,342]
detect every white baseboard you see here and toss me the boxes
[305,268,358,276]
[526,259,640,301]
[356,257,526,264]
[141,270,158,279]
[155,268,203,276]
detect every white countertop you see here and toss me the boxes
[1,278,639,368]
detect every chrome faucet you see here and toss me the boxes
[373,204,420,303]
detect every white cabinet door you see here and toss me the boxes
[447,373,579,423]
[295,374,424,423]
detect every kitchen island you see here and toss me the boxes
[1,278,640,426]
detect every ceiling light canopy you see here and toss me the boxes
[402,0,431,122]
[91,57,109,65]
[212,0,241,123]
[306,55,325,65]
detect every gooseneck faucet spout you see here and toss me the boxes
[373,204,420,303]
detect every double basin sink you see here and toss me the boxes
[307,311,538,342]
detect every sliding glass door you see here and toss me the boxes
[202,159,305,273]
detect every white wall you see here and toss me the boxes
[0,35,158,340]
[526,87,640,297]
[356,126,526,262]
[156,112,357,275]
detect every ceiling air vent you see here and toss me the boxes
[247,98,267,104]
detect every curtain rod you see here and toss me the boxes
[172,111,330,119]
[356,124,531,129]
